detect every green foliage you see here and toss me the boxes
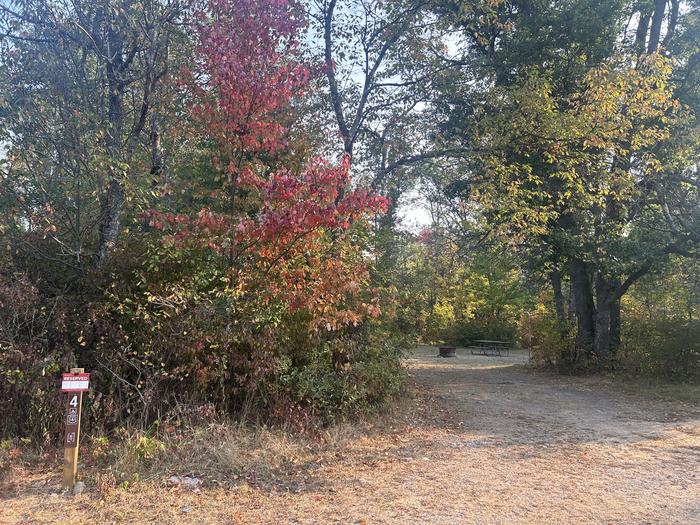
[617,258,700,379]
[398,230,529,345]
[620,319,700,379]
[518,304,576,368]
[279,335,404,425]
[445,319,518,347]
[480,54,686,245]
[133,435,167,464]
[433,0,700,366]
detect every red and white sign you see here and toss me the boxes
[61,373,90,392]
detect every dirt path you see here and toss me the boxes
[400,347,700,524]
[3,347,699,524]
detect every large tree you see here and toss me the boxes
[0,0,182,275]
[430,0,700,366]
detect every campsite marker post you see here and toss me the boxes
[61,368,90,490]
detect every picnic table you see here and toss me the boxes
[470,340,511,357]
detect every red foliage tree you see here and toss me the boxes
[188,0,310,186]
[150,0,388,332]
[151,154,387,329]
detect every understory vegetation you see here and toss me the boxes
[1,0,699,457]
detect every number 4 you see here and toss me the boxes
[69,395,79,408]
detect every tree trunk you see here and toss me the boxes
[663,0,680,47]
[593,305,611,361]
[150,111,163,182]
[97,27,126,267]
[647,0,666,52]
[593,274,613,361]
[550,268,567,338]
[569,258,595,361]
[634,10,651,54]
[96,179,125,265]
[567,279,575,323]
[610,296,621,355]
[376,185,402,271]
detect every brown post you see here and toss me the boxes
[63,367,84,490]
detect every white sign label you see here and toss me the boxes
[61,373,90,392]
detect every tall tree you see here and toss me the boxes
[431,0,700,366]
[0,0,182,273]
[310,0,468,211]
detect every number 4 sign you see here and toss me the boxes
[61,369,89,489]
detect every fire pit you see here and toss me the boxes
[438,346,456,358]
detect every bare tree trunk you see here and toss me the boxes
[322,0,351,158]
[610,295,621,355]
[97,25,126,267]
[150,112,163,182]
[593,306,611,361]
[647,0,666,52]
[567,279,576,323]
[569,258,595,363]
[663,0,680,47]
[634,10,651,54]
[96,18,167,265]
[96,179,125,264]
[593,275,613,361]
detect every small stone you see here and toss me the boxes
[182,476,202,490]
[180,505,192,513]
[73,481,86,495]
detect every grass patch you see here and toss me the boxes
[612,376,700,405]
[0,377,420,499]
[69,384,421,494]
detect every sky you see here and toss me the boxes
[397,188,432,231]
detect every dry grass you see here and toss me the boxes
[0,386,426,496]
[110,424,311,486]
[99,393,422,491]
[613,376,700,405]
[0,386,451,524]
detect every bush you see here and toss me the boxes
[516,306,578,369]
[278,336,404,425]
[444,318,517,347]
[0,274,71,445]
[619,318,700,380]
[0,255,407,443]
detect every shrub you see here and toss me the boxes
[444,318,518,347]
[0,274,70,444]
[422,301,456,343]
[0,249,407,444]
[619,318,700,379]
[275,333,404,426]
[517,306,576,368]
[0,439,20,478]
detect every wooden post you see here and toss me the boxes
[63,367,84,490]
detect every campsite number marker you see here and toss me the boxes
[61,368,90,490]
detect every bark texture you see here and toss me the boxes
[569,258,595,361]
